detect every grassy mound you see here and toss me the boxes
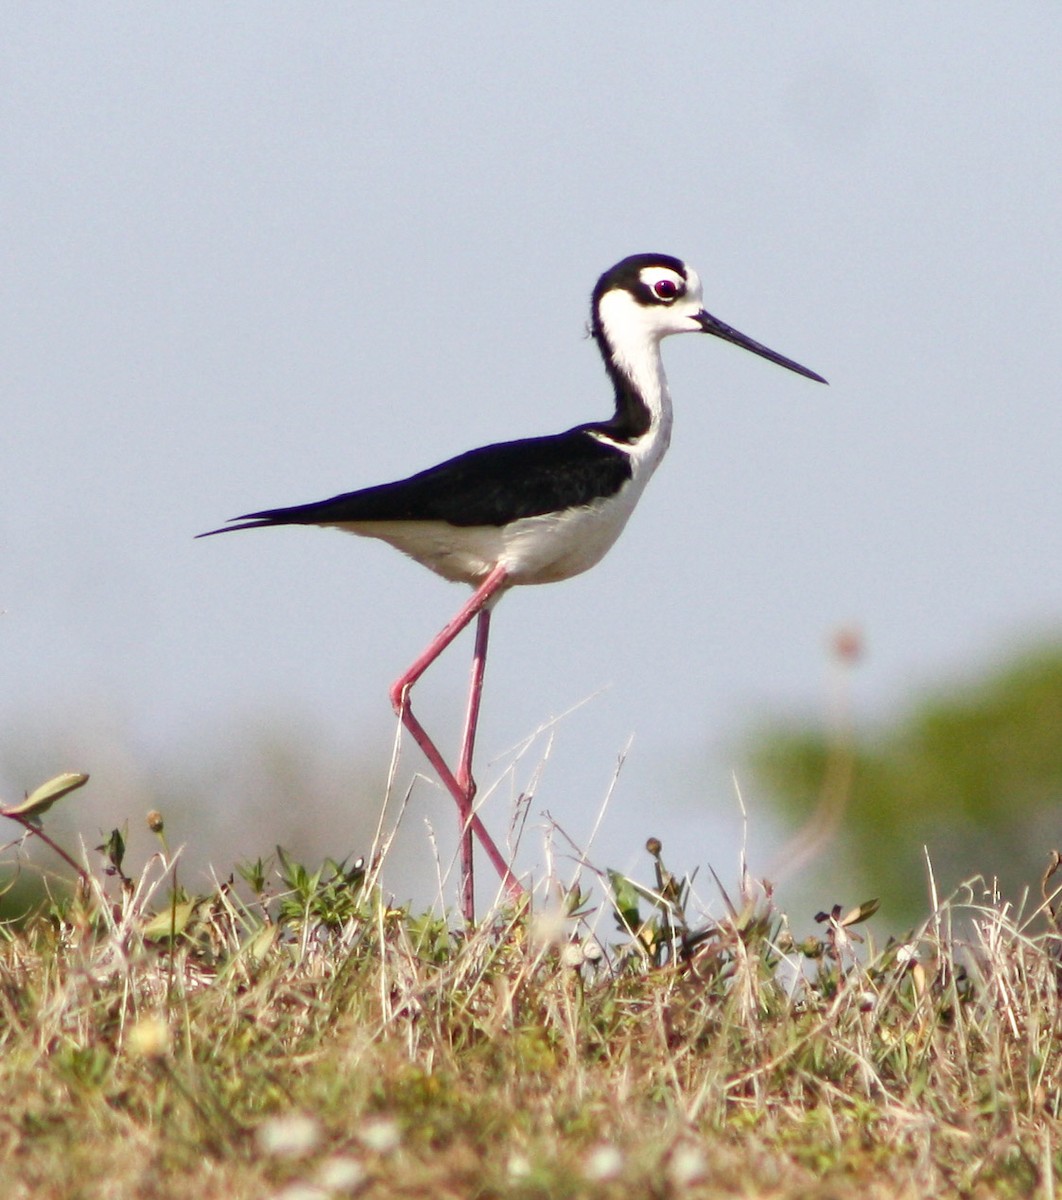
[2,809,1061,1199]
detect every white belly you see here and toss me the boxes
[329,481,647,587]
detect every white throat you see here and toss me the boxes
[595,289,674,466]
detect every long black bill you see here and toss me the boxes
[696,310,827,384]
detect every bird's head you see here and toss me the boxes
[592,253,826,384]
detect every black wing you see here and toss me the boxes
[198,427,633,536]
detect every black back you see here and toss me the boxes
[205,425,633,534]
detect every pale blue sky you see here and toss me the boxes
[3,7,1061,913]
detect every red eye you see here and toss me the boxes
[653,278,679,301]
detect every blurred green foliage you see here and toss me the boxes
[747,642,1062,920]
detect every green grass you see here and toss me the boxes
[2,814,1062,1198]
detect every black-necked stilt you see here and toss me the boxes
[201,253,826,920]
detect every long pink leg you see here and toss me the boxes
[388,564,523,917]
[454,607,493,920]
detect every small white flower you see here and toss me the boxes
[357,1117,401,1154]
[583,1143,623,1181]
[582,939,604,964]
[126,1015,171,1060]
[560,942,585,969]
[316,1156,368,1194]
[257,1114,321,1160]
[507,1153,532,1180]
[668,1144,707,1186]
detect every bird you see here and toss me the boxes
[200,253,827,921]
